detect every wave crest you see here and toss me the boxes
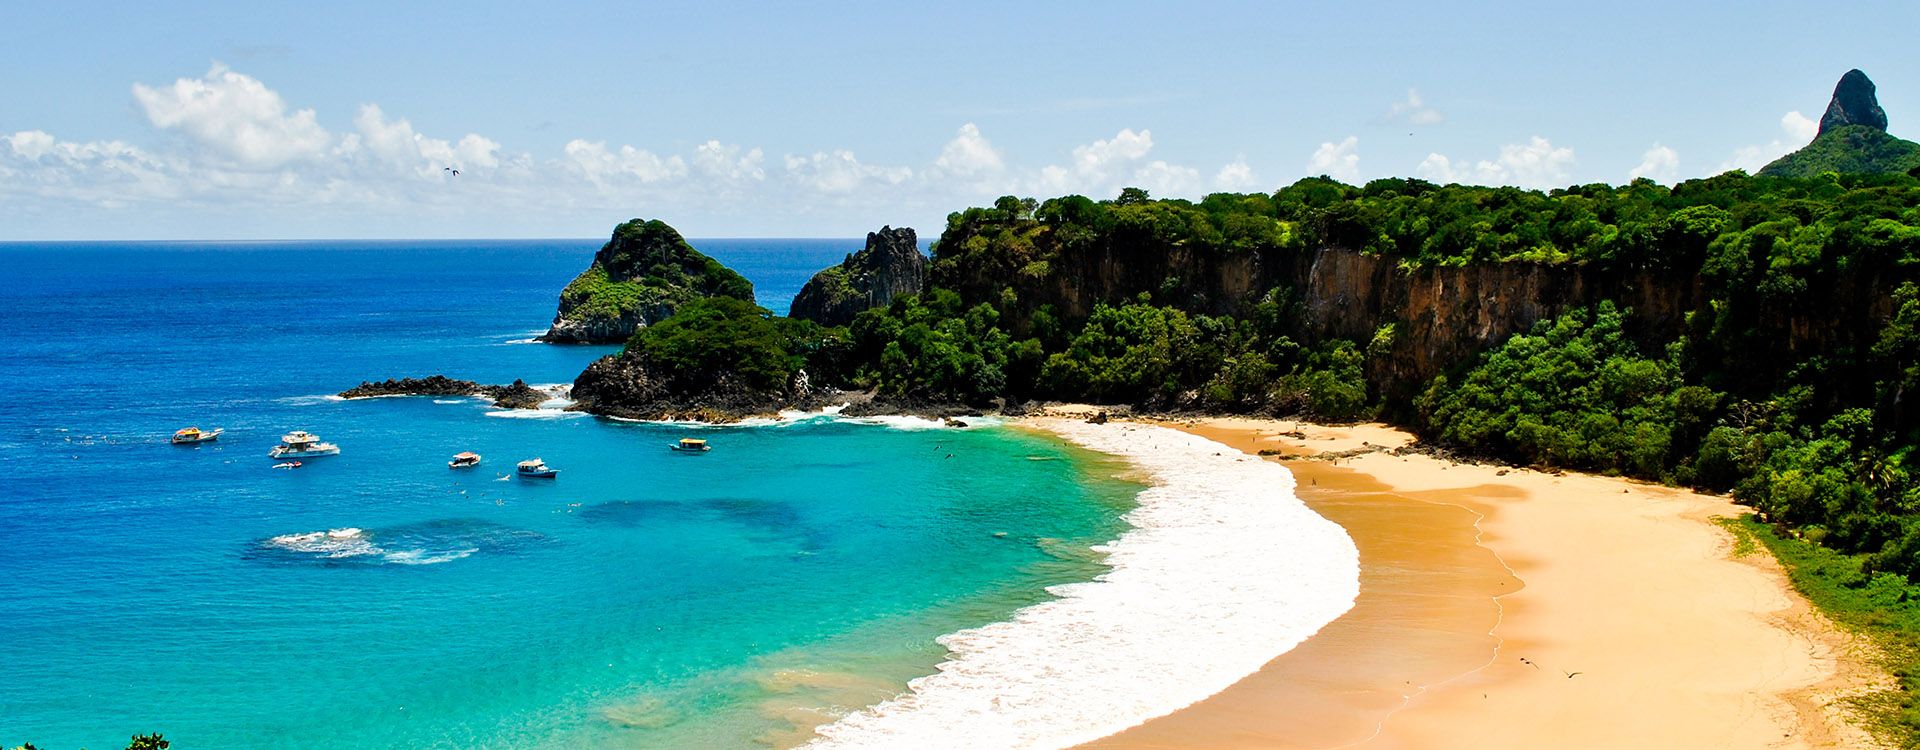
[803,420,1360,749]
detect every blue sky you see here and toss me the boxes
[2,0,1915,239]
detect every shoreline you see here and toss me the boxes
[1085,417,1887,749]
[801,418,1361,749]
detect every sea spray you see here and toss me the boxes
[804,420,1361,749]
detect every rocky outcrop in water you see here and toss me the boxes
[788,226,926,326]
[339,376,556,409]
[540,219,755,344]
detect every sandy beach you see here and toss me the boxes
[1079,417,1890,750]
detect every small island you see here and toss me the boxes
[339,376,557,410]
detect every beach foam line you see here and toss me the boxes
[803,419,1360,750]
[484,409,587,420]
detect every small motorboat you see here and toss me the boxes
[516,458,558,479]
[171,426,222,445]
[269,430,340,459]
[670,438,711,453]
[448,451,483,469]
[273,461,303,469]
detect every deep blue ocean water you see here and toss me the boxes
[0,240,1136,749]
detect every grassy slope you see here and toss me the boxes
[1758,125,1920,178]
[1729,515,1920,745]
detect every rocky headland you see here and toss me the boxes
[787,225,927,326]
[539,218,755,344]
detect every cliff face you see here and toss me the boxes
[788,226,926,325]
[946,233,1894,404]
[541,219,755,344]
[1285,249,1708,401]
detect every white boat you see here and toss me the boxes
[449,451,482,469]
[171,426,222,444]
[670,438,711,453]
[269,430,340,459]
[516,458,558,478]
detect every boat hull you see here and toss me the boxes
[269,447,339,459]
[517,470,558,479]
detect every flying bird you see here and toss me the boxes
[444,166,461,177]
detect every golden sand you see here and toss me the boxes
[1080,417,1888,750]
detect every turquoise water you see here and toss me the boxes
[0,241,1137,749]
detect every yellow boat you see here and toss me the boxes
[670,438,711,453]
[171,426,222,444]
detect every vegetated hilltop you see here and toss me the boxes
[1760,69,1920,178]
[788,225,927,327]
[539,218,754,344]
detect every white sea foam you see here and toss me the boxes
[803,420,1360,750]
[278,394,347,406]
[265,528,476,565]
[432,399,470,405]
[266,528,377,559]
[484,409,587,420]
[383,548,477,565]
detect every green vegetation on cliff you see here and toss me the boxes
[628,296,842,393]
[1758,125,1920,178]
[544,218,754,343]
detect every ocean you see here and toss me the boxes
[0,239,1142,749]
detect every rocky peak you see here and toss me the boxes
[1820,69,1888,135]
[788,226,927,326]
[539,218,754,344]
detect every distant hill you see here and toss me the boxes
[1759,69,1920,177]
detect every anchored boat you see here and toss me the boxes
[269,430,340,459]
[448,451,483,469]
[670,438,711,453]
[171,426,222,445]
[516,458,558,478]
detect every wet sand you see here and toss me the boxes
[1082,418,1888,750]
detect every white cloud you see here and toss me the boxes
[1307,136,1360,182]
[1628,143,1679,183]
[1072,128,1154,175]
[1213,160,1260,191]
[1722,110,1816,173]
[784,150,912,193]
[933,123,1003,176]
[1386,89,1444,126]
[562,139,686,184]
[9,65,1266,236]
[1028,127,1164,197]
[1417,136,1575,189]
[691,140,766,181]
[1783,111,1817,141]
[1130,160,1201,197]
[349,104,501,177]
[132,63,331,169]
